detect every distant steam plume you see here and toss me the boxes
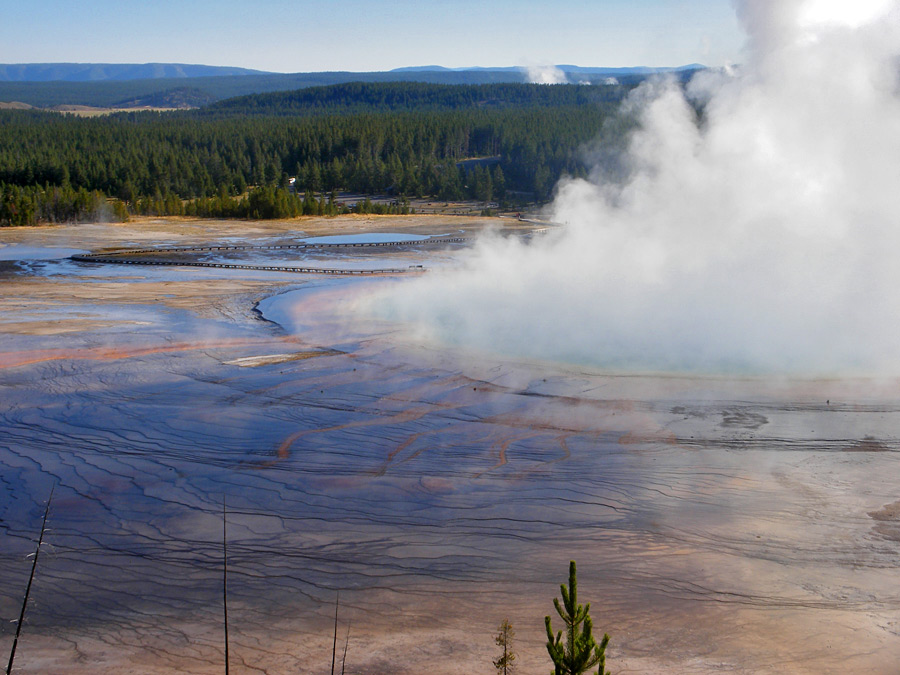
[525,64,569,84]
[371,0,900,375]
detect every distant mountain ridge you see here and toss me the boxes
[2,62,706,83]
[0,63,271,82]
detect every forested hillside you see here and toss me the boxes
[0,81,640,225]
[0,70,534,109]
[205,81,632,116]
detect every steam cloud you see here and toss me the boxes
[371,0,900,375]
[525,64,569,84]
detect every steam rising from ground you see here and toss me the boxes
[525,64,569,84]
[373,0,900,374]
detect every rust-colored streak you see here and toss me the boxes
[618,429,678,446]
[271,375,484,466]
[472,431,545,478]
[373,430,430,475]
[510,434,575,480]
[0,336,303,369]
[273,404,452,465]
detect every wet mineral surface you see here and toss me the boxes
[1,218,898,674]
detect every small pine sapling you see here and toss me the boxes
[545,561,610,675]
[493,618,517,675]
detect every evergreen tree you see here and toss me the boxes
[493,164,506,199]
[545,561,610,675]
[493,619,516,675]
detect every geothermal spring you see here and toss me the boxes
[3,2,900,673]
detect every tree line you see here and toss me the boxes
[134,186,411,220]
[0,182,128,227]
[0,81,638,225]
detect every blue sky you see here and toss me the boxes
[0,0,744,71]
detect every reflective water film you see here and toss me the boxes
[1,219,898,673]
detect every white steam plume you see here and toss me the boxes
[525,64,569,84]
[370,0,900,375]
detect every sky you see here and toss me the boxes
[0,0,744,72]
